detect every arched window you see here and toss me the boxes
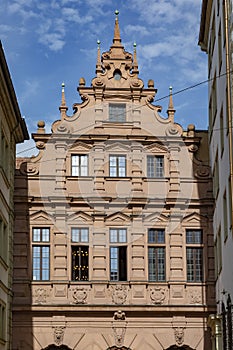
[113,69,122,81]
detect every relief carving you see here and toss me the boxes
[188,144,199,153]
[174,327,185,346]
[112,311,127,348]
[54,326,65,346]
[72,286,88,304]
[34,288,48,304]
[150,287,166,304]
[114,310,126,320]
[188,289,202,304]
[166,124,181,136]
[112,325,126,347]
[56,124,70,134]
[111,285,128,305]
[194,165,210,179]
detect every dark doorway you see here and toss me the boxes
[107,347,130,350]
[43,345,72,350]
[167,346,194,350]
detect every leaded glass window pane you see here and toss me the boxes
[109,103,126,122]
[148,247,165,281]
[71,155,88,176]
[186,247,203,282]
[147,155,164,178]
[109,155,126,177]
[71,228,89,242]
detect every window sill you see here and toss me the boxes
[105,177,131,180]
[67,176,94,180]
[143,177,166,181]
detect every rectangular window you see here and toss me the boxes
[110,228,127,281]
[109,155,126,177]
[72,246,89,281]
[32,228,50,281]
[223,191,228,241]
[147,155,164,178]
[218,22,222,72]
[71,227,89,281]
[0,301,6,341]
[186,229,203,282]
[0,219,8,263]
[71,228,89,242]
[215,228,222,277]
[220,107,224,155]
[109,103,126,122]
[71,155,88,176]
[148,229,165,281]
[213,151,219,198]
[1,131,9,176]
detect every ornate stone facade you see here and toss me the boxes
[13,13,215,350]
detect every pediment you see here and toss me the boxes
[30,210,54,223]
[105,212,131,223]
[105,142,130,152]
[69,141,93,152]
[144,212,169,223]
[182,212,208,225]
[67,211,93,223]
[145,143,167,153]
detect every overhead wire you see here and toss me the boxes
[16,68,233,156]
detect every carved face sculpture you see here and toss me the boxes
[54,327,64,345]
[174,328,184,345]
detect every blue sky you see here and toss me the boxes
[0,0,207,155]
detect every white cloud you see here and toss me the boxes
[63,7,93,24]
[39,33,65,51]
[124,24,150,38]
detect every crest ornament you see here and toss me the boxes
[111,285,128,305]
[72,286,88,304]
[150,287,166,304]
[34,288,48,304]
[188,289,202,304]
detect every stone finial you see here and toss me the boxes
[59,82,68,119]
[79,77,86,86]
[37,120,45,134]
[132,42,139,75]
[113,10,121,45]
[148,79,154,88]
[187,124,195,137]
[167,86,176,120]
[96,40,102,75]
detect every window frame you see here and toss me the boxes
[186,229,203,283]
[32,227,50,281]
[109,228,127,281]
[0,301,6,342]
[148,228,166,282]
[71,154,88,177]
[109,103,126,122]
[0,217,8,264]
[147,155,164,178]
[109,155,126,177]
[71,227,89,281]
